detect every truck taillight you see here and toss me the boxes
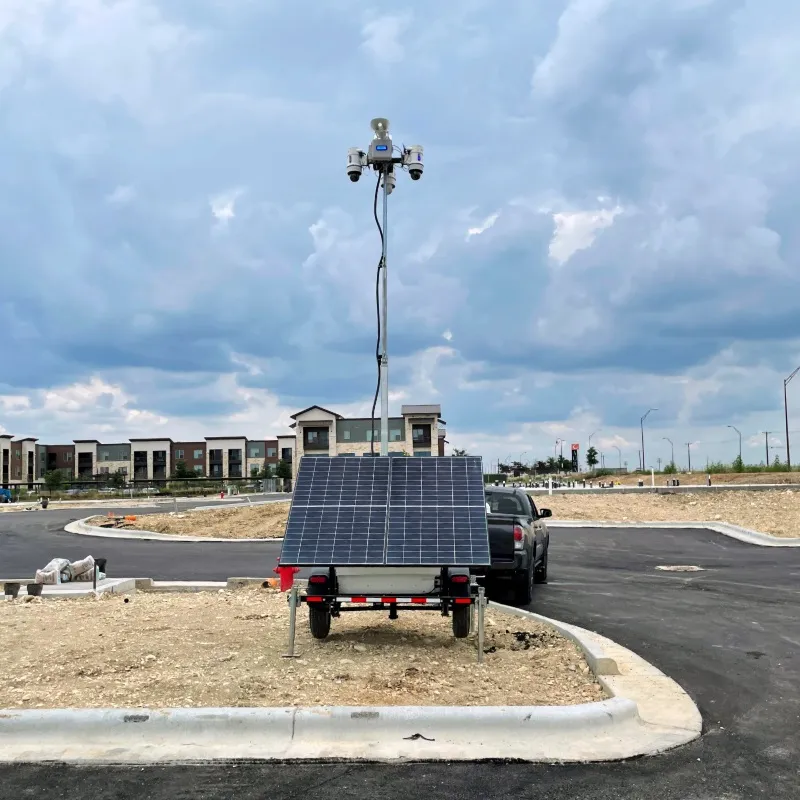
[309,575,327,585]
[450,575,469,583]
[513,525,524,550]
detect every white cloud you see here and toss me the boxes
[466,212,500,240]
[361,13,412,64]
[210,188,245,226]
[442,329,453,341]
[0,394,31,412]
[548,206,623,265]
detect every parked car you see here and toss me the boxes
[482,486,550,605]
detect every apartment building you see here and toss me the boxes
[290,404,446,473]
[0,402,448,487]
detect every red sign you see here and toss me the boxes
[571,443,580,451]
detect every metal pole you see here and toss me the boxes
[686,443,692,472]
[728,426,741,463]
[283,585,299,658]
[477,586,485,665]
[765,432,770,466]
[614,446,621,470]
[785,380,791,470]
[379,173,389,457]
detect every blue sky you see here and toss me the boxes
[1,0,799,469]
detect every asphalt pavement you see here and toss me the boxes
[1,512,798,798]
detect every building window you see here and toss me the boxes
[194,449,203,459]
[194,465,203,474]
[267,447,276,457]
[413,451,432,457]
[119,467,128,475]
[65,453,73,462]
[175,449,184,460]
[99,467,109,474]
[100,451,109,461]
[343,430,351,440]
[281,447,293,462]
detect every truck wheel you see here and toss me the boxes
[512,563,534,606]
[309,606,332,639]
[534,546,549,584]
[452,605,471,638]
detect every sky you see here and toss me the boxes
[1,0,800,471]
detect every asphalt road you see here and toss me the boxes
[1,514,799,799]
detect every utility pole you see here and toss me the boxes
[640,408,658,472]
[727,425,742,463]
[686,442,692,472]
[657,457,662,471]
[764,432,771,466]
[663,437,674,467]
[613,445,622,470]
[348,118,424,455]
[785,366,799,470]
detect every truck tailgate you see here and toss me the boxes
[487,513,518,562]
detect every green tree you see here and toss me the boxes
[172,460,195,480]
[275,460,292,480]
[732,455,744,473]
[44,470,64,494]
[663,461,678,474]
[586,446,599,469]
[452,448,468,456]
[259,463,274,479]
[109,471,125,488]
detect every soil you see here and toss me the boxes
[537,489,800,538]
[95,490,800,540]
[87,502,290,539]
[581,471,800,487]
[0,588,603,709]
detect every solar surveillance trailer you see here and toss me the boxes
[279,457,491,662]
[346,118,424,457]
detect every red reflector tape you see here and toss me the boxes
[382,597,397,603]
[453,597,472,604]
[411,597,427,604]
[306,596,323,603]
[350,596,367,603]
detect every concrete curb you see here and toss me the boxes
[548,520,800,546]
[64,516,286,544]
[0,599,701,763]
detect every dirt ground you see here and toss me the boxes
[87,502,290,539]
[0,588,603,709]
[538,490,799,538]
[98,490,800,540]
[586,471,800,487]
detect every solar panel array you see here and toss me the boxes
[279,455,490,567]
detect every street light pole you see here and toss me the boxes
[785,367,799,470]
[663,437,674,467]
[640,408,658,472]
[763,433,770,467]
[587,430,599,470]
[727,425,742,463]
[685,442,692,472]
[613,445,621,470]
[554,439,561,460]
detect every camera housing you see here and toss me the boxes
[347,147,365,182]
[404,145,424,180]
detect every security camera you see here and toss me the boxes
[347,147,365,182]
[404,145,424,180]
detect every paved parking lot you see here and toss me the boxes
[1,510,798,798]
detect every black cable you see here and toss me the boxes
[370,169,385,456]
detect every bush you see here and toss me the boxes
[663,462,678,474]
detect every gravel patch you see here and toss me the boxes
[538,489,800,538]
[87,502,290,539]
[0,588,603,709]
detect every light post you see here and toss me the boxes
[785,367,799,470]
[727,425,742,463]
[587,430,599,470]
[613,445,622,470]
[640,409,658,472]
[519,451,528,474]
[348,118,424,455]
[554,439,561,461]
[663,437,674,467]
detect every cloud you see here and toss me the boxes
[361,13,412,64]
[1,0,799,470]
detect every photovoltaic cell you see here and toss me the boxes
[278,455,490,567]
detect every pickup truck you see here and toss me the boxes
[483,486,550,605]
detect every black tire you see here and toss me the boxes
[452,605,471,638]
[309,606,332,639]
[534,544,549,584]
[512,561,534,606]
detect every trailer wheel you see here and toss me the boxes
[309,606,332,639]
[452,605,471,638]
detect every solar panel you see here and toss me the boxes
[279,455,490,567]
[291,456,389,507]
